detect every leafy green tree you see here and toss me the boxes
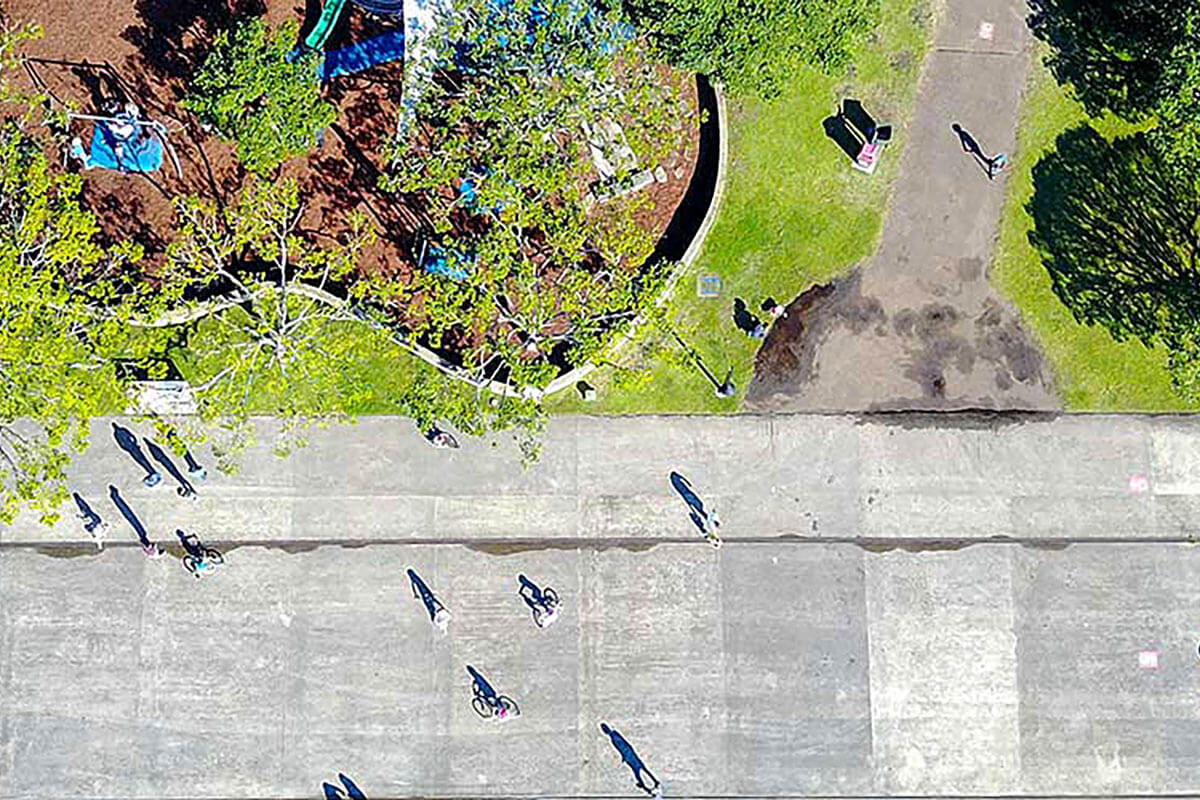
[0,126,159,523]
[160,178,396,450]
[1028,0,1197,119]
[184,18,336,175]
[382,0,688,390]
[1027,126,1200,399]
[621,0,878,98]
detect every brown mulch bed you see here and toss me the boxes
[9,0,699,345]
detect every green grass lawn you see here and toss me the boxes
[990,50,1194,411]
[548,0,938,414]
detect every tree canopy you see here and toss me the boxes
[1028,0,1200,169]
[1027,126,1200,397]
[0,126,164,523]
[620,0,879,98]
[383,0,688,387]
[184,18,336,175]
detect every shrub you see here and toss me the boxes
[184,18,336,175]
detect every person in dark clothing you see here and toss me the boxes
[145,439,197,499]
[600,722,661,797]
[408,568,450,632]
[108,485,163,558]
[111,423,162,487]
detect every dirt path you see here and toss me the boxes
[747,0,1060,412]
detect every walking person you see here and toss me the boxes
[111,422,162,487]
[669,471,721,547]
[600,723,662,797]
[146,439,197,499]
[733,298,768,340]
[165,428,208,481]
[107,485,163,558]
[73,492,108,550]
[407,568,450,632]
[951,122,1007,181]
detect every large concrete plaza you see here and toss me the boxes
[4,414,1200,799]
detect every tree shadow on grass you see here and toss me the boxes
[1026,124,1200,347]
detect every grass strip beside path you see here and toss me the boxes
[990,50,1191,412]
[548,0,938,414]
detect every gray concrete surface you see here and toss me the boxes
[748,0,1059,412]
[5,414,1200,798]
[11,414,1200,546]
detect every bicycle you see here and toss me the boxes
[531,587,561,628]
[467,665,519,721]
[177,530,224,579]
[518,574,561,628]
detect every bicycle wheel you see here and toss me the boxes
[532,606,546,628]
[543,587,559,605]
[471,696,492,719]
[203,547,224,565]
[182,555,201,578]
[496,695,519,717]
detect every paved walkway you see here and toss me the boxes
[748,0,1059,411]
[11,414,1200,547]
[6,415,1200,799]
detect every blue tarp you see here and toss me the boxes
[87,124,163,173]
[423,245,472,280]
[351,0,404,12]
[320,29,406,80]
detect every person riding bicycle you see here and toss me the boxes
[176,530,219,576]
[467,665,512,719]
[518,574,558,622]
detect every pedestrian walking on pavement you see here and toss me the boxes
[111,422,162,487]
[669,471,721,546]
[408,568,450,632]
[951,123,1007,181]
[146,439,197,499]
[107,485,163,558]
[986,152,1008,180]
[73,492,108,550]
[165,428,208,481]
[600,723,662,797]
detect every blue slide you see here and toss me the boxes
[320,29,405,80]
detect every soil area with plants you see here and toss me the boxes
[9,0,699,309]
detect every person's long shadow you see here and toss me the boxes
[146,439,195,497]
[407,568,445,621]
[112,422,157,480]
[952,122,995,176]
[669,471,711,533]
[107,485,151,547]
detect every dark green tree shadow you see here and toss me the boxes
[1026,0,1188,118]
[1027,124,1200,363]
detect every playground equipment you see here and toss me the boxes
[67,101,182,177]
[22,58,183,178]
[303,0,406,81]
